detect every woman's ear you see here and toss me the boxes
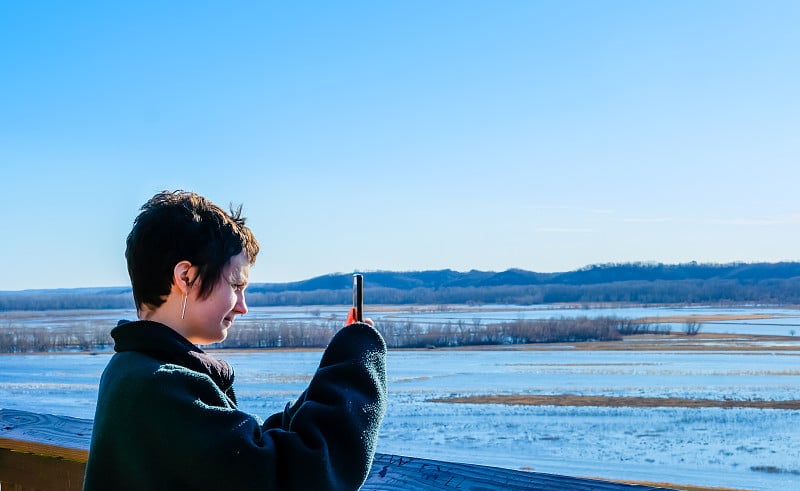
[173,260,196,295]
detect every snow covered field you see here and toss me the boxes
[2,305,799,490]
[2,348,798,490]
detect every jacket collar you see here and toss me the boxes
[111,320,235,394]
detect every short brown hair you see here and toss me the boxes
[125,190,260,310]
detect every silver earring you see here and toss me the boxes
[181,295,188,320]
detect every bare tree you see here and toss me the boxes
[683,321,702,336]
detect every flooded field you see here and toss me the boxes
[2,305,800,490]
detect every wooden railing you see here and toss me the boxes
[0,409,676,490]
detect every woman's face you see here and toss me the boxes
[184,252,250,345]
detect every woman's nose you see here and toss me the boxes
[234,291,248,315]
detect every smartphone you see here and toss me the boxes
[352,274,364,322]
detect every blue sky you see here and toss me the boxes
[1,1,799,291]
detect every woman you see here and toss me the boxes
[84,190,387,491]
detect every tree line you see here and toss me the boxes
[4,279,800,311]
[3,262,800,311]
[0,316,680,353]
[244,278,800,306]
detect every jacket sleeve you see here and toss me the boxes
[263,322,388,488]
[107,322,387,491]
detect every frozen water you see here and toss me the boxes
[2,348,798,490]
[2,305,799,490]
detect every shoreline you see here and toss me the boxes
[429,394,800,410]
[2,331,799,356]
[2,309,798,355]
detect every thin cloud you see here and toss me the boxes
[622,216,674,223]
[536,227,593,233]
[526,205,614,215]
[706,214,800,226]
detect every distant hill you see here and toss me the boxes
[2,261,800,310]
[248,261,800,292]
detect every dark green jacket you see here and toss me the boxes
[84,320,387,491]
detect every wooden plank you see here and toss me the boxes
[0,448,85,490]
[0,409,91,462]
[364,453,675,490]
[0,409,677,490]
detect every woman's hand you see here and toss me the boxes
[345,307,374,326]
